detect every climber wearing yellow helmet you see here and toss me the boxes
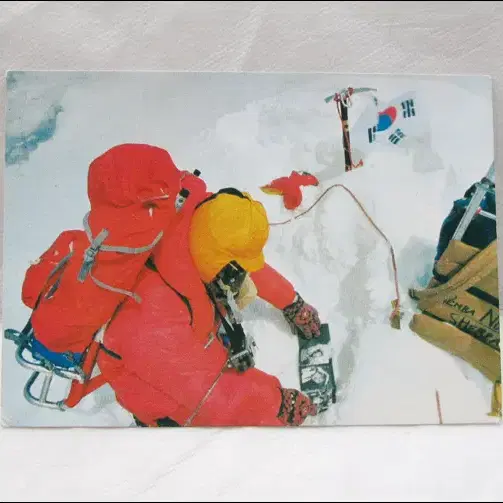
[98,186,322,427]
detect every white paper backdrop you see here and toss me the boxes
[1,1,502,501]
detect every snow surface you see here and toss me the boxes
[2,71,500,427]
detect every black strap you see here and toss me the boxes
[205,286,230,334]
[99,343,122,360]
[134,415,180,427]
[204,284,246,353]
[432,269,499,308]
[146,257,194,326]
[195,187,249,210]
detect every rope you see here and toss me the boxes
[183,359,229,427]
[435,389,443,424]
[182,180,403,423]
[270,183,401,325]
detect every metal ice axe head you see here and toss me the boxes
[325,87,378,107]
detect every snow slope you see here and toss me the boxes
[2,71,500,427]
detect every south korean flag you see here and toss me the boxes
[350,89,443,172]
[351,90,429,152]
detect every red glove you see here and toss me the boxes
[277,388,318,426]
[283,292,321,339]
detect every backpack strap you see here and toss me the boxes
[78,212,164,303]
[5,250,75,349]
[35,250,74,310]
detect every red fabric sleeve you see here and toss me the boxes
[250,263,296,310]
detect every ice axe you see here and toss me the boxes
[325,87,378,172]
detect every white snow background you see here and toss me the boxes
[2,71,500,429]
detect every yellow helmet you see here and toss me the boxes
[189,189,270,283]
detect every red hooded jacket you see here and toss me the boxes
[21,143,301,427]
[97,187,298,427]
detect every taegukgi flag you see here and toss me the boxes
[350,90,430,153]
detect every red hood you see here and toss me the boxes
[87,144,183,209]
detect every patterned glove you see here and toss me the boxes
[277,388,318,426]
[283,292,321,339]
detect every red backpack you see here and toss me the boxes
[7,143,207,410]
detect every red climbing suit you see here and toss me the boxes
[20,142,306,427]
[97,192,299,427]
